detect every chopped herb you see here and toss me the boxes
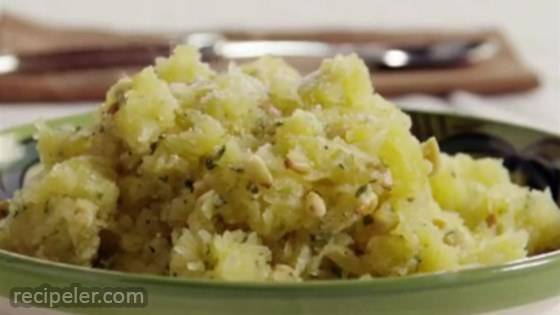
[159,176,169,183]
[184,179,195,192]
[246,182,259,194]
[204,158,217,170]
[363,215,374,225]
[215,145,226,160]
[338,163,345,170]
[148,246,156,254]
[323,145,329,150]
[106,87,128,115]
[330,264,343,277]
[274,121,284,127]
[150,142,158,153]
[97,192,104,200]
[406,197,414,202]
[355,184,368,197]
[204,145,227,170]
[231,167,244,174]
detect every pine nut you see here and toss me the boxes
[246,154,273,188]
[305,191,326,217]
[422,137,440,175]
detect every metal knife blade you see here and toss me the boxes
[192,32,498,69]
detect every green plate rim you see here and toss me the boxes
[1,247,560,293]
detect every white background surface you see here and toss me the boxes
[1,1,560,314]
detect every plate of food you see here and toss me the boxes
[0,46,559,315]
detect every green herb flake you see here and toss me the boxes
[184,179,195,192]
[231,167,244,174]
[246,182,260,194]
[355,184,368,197]
[150,142,158,153]
[362,215,374,225]
[215,145,226,160]
[204,158,217,170]
[205,145,227,170]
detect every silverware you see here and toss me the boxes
[190,32,499,68]
[0,32,499,75]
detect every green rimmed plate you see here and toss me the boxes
[0,110,559,315]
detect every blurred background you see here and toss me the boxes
[0,0,558,132]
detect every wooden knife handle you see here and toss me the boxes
[11,44,172,74]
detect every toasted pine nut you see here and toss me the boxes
[356,189,379,215]
[196,190,217,219]
[422,137,441,175]
[193,176,210,197]
[305,191,326,217]
[381,171,393,188]
[284,158,311,174]
[196,190,215,208]
[267,105,282,117]
[371,202,398,232]
[246,154,273,188]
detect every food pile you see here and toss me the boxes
[1,46,559,281]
